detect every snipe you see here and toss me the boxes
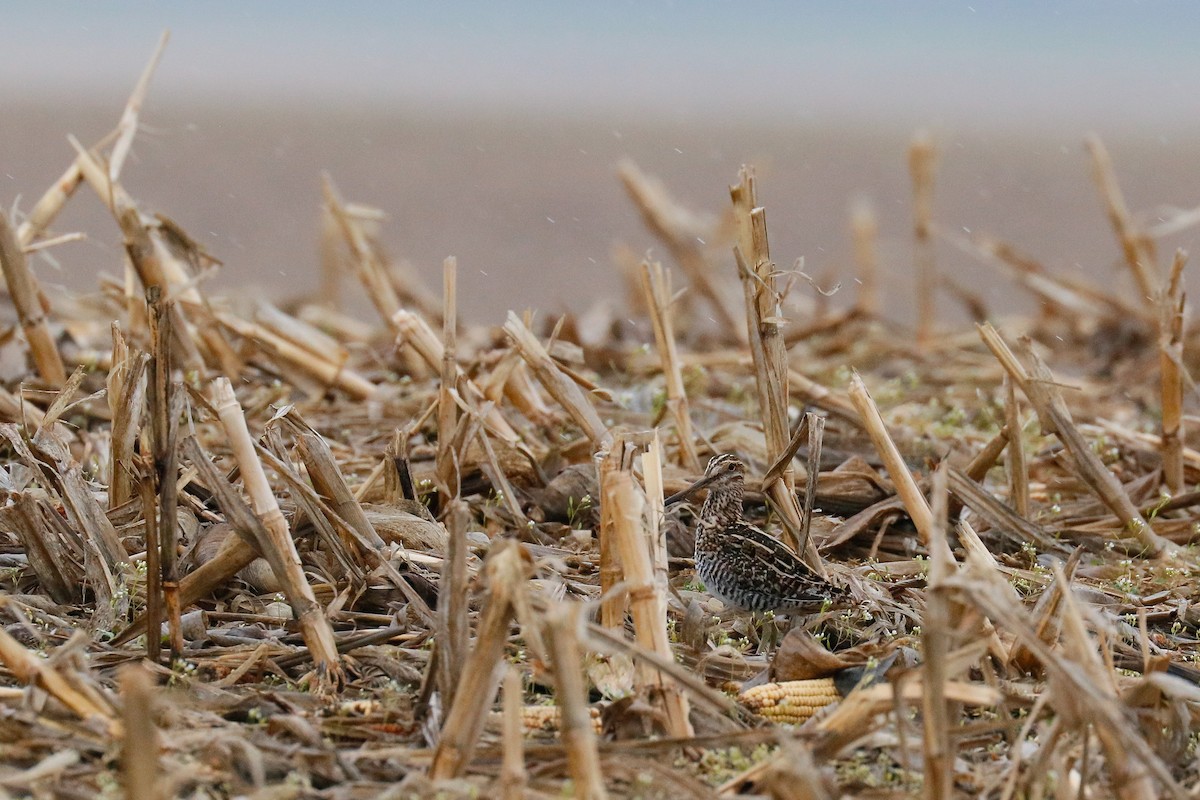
[666,454,845,614]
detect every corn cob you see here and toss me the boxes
[738,678,840,725]
[520,704,603,736]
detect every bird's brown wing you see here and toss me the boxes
[726,522,841,605]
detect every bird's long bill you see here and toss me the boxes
[664,471,721,506]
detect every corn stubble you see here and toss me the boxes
[0,35,1198,800]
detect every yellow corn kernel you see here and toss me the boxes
[738,678,840,725]
[520,704,603,736]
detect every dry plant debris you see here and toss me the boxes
[1,40,1200,800]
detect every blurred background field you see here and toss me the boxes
[3,2,1200,325]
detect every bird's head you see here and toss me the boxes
[665,453,746,506]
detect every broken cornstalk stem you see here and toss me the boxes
[138,472,162,663]
[148,288,183,661]
[429,541,529,780]
[438,499,471,713]
[922,466,955,799]
[598,438,635,629]
[107,324,148,510]
[499,667,527,799]
[437,257,460,501]
[851,197,880,317]
[543,602,608,800]
[639,260,701,471]
[321,174,403,328]
[119,664,161,800]
[977,323,1169,555]
[848,372,937,544]
[1004,376,1030,519]
[909,131,938,350]
[504,311,610,448]
[394,309,519,443]
[1159,249,1187,494]
[606,468,693,737]
[1086,134,1159,301]
[800,412,825,556]
[210,377,344,690]
[730,168,819,573]
[0,211,66,387]
[619,159,744,341]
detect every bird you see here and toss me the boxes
[665,453,846,614]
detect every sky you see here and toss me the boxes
[3,2,1199,133]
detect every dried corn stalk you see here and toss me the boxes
[730,168,817,571]
[0,210,65,387]
[210,378,343,690]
